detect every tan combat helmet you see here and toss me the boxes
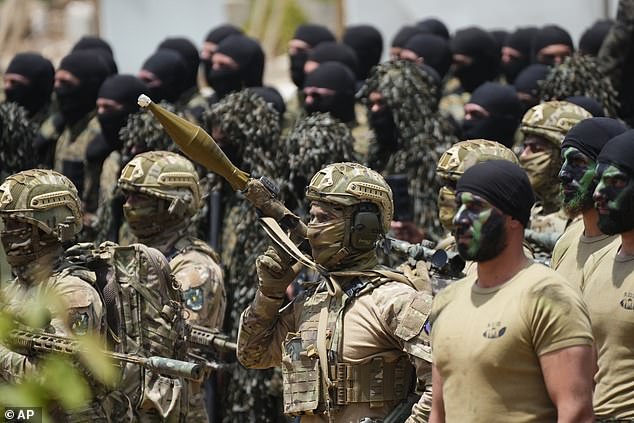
[436,139,519,231]
[305,162,393,234]
[520,100,592,146]
[118,150,201,218]
[0,169,83,242]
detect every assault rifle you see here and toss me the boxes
[138,94,306,243]
[383,237,466,278]
[6,328,204,381]
[188,323,237,355]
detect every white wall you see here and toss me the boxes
[100,0,226,74]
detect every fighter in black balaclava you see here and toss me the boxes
[55,50,109,126]
[501,27,538,84]
[343,25,383,81]
[288,24,335,88]
[138,49,188,104]
[513,63,550,112]
[390,25,426,59]
[532,25,574,65]
[302,61,356,124]
[566,95,605,117]
[200,23,243,80]
[72,35,118,75]
[206,34,264,100]
[304,41,360,79]
[3,52,54,119]
[247,86,286,120]
[450,27,500,93]
[416,17,450,40]
[158,37,200,94]
[579,19,613,57]
[400,33,452,78]
[461,82,522,148]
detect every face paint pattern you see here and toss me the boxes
[593,163,634,235]
[453,192,507,262]
[559,147,596,215]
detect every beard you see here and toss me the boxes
[456,212,507,262]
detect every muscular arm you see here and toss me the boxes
[236,290,297,369]
[539,345,595,423]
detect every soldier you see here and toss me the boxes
[518,101,591,245]
[72,35,118,75]
[399,33,452,79]
[429,160,594,423]
[531,25,574,65]
[501,27,537,84]
[342,24,383,84]
[238,162,433,422]
[302,62,357,125]
[551,117,627,288]
[138,49,188,105]
[118,150,225,421]
[579,20,613,57]
[0,169,130,420]
[581,129,634,421]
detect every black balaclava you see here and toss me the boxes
[72,35,118,75]
[303,61,356,123]
[343,25,383,81]
[94,74,147,154]
[56,50,109,125]
[140,49,187,103]
[490,29,510,51]
[579,20,613,57]
[416,18,450,40]
[391,25,426,49]
[403,33,452,78]
[209,34,264,99]
[451,27,501,93]
[307,42,360,79]
[158,37,200,91]
[248,86,286,117]
[462,82,522,148]
[565,95,605,117]
[502,27,538,83]
[290,24,335,88]
[514,63,550,111]
[532,25,574,64]
[457,160,535,227]
[5,52,54,117]
[202,24,243,81]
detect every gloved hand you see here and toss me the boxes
[256,246,298,299]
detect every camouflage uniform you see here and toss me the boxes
[177,87,211,126]
[201,90,286,423]
[519,102,592,254]
[358,60,458,240]
[118,151,226,422]
[0,169,131,421]
[53,112,102,214]
[34,113,65,168]
[238,163,433,423]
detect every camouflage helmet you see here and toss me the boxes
[118,150,201,218]
[0,169,82,242]
[305,162,393,232]
[436,139,520,182]
[520,101,592,145]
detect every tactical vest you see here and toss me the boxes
[281,273,414,417]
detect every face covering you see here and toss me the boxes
[520,149,561,209]
[559,147,596,216]
[207,67,243,99]
[438,185,457,231]
[502,56,528,84]
[369,106,399,151]
[5,83,41,117]
[123,194,163,239]
[594,164,634,235]
[290,51,308,88]
[55,81,93,125]
[0,219,58,268]
[453,192,507,262]
[307,218,347,268]
[98,109,128,149]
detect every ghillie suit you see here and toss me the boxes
[0,102,37,181]
[276,112,355,217]
[200,89,286,423]
[94,101,180,244]
[358,60,458,240]
[538,53,620,117]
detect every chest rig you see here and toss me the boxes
[281,274,413,418]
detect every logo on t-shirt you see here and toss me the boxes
[482,321,507,339]
[619,292,634,310]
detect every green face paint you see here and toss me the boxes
[559,146,596,215]
[593,163,634,235]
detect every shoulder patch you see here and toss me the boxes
[395,292,433,341]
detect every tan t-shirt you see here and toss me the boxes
[431,262,593,422]
[582,240,634,419]
[551,219,617,289]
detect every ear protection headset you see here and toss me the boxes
[349,202,383,250]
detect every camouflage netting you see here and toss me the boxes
[0,102,37,181]
[201,90,286,423]
[276,112,355,215]
[538,53,620,117]
[359,60,458,240]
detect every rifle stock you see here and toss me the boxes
[6,329,204,381]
